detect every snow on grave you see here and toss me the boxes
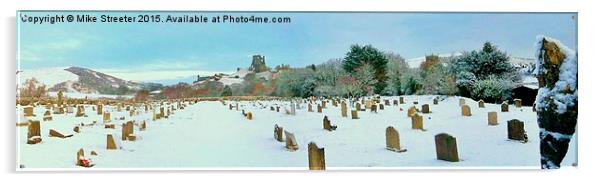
[411,114,424,131]
[308,142,326,170]
[435,133,459,162]
[488,112,498,126]
[534,36,578,169]
[76,148,93,167]
[322,116,337,131]
[284,131,299,151]
[461,105,471,116]
[385,126,407,153]
[507,119,528,142]
[478,100,485,108]
[421,104,430,113]
[274,124,284,142]
[27,120,42,144]
[43,110,52,121]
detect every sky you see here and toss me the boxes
[17,11,577,85]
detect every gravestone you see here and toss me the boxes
[160,107,165,118]
[411,114,424,130]
[379,104,384,110]
[76,148,86,167]
[274,124,284,142]
[384,100,390,106]
[459,98,466,106]
[24,106,35,117]
[461,105,471,116]
[27,120,42,144]
[341,102,347,117]
[488,112,498,126]
[407,106,417,117]
[49,129,72,138]
[351,110,359,119]
[370,104,377,113]
[103,112,111,123]
[323,116,337,131]
[75,105,85,117]
[435,133,459,162]
[308,142,326,170]
[400,97,405,104]
[385,126,406,152]
[97,104,103,115]
[104,123,115,129]
[246,112,253,120]
[478,100,485,108]
[285,131,299,151]
[393,100,399,106]
[514,99,522,108]
[121,121,134,141]
[140,120,146,131]
[317,105,322,113]
[507,119,527,142]
[433,98,439,105]
[43,110,52,121]
[308,104,313,112]
[355,103,361,111]
[321,101,327,109]
[57,91,64,105]
[501,102,509,112]
[421,104,430,113]
[73,126,80,133]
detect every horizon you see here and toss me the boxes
[17,12,577,85]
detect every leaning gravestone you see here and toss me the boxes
[323,116,337,131]
[507,119,527,142]
[488,112,498,126]
[308,142,326,170]
[285,131,299,151]
[43,110,52,121]
[27,120,42,144]
[435,133,459,162]
[274,124,284,142]
[461,105,471,116]
[411,114,424,130]
[24,106,35,117]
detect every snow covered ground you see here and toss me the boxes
[16,95,577,170]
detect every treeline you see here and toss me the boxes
[144,42,521,103]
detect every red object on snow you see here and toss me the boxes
[79,157,91,167]
[399,108,404,111]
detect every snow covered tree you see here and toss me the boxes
[19,78,46,99]
[534,36,578,169]
[354,64,377,96]
[399,69,421,95]
[343,44,389,94]
[384,53,408,95]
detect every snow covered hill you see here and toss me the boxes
[17,67,151,95]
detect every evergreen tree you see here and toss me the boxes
[221,85,233,96]
[343,44,389,94]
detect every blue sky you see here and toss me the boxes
[17,12,577,84]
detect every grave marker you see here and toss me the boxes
[323,116,337,131]
[411,114,424,130]
[478,100,485,108]
[285,131,299,151]
[435,133,459,162]
[27,120,42,144]
[274,124,284,142]
[507,119,527,142]
[501,102,509,112]
[488,112,498,126]
[385,126,406,152]
[514,99,522,108]
[461,105,471,116]
[421,104,430,113]
[308,142,326,170]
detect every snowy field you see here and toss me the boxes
[16,95,577,169]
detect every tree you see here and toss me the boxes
[19,78,46,99]
[134,90,150,102]
[354,64,377,96]
[343,44,389,94]
[384,53,408,95]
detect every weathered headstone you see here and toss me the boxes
[49,129,72,138]
[43,110,52,121]
[121,121,134,141]
[478,100,485,108]
[411,114,424,130]
[507,119,527,142]
[355,103,361,111]
[76,148,86,167]
[433,98,439,105]
[459,98,465,106]
[308,103,313,112]
[400,96,405,104]
[274,124,284,142]
[75,105,85,117]
[435,133,459,162]
[341,102,347,117]
[421,104,430,113]
[384,100,390,106]
[24,106,35,117]
[317,105,322,113]
[514,99,522,108]
[393,100,399,106]
[501,102,509,112]
[308,142,326,170]
[103,112,111,123]
[27,120,42,144]
[285,131,298,151]
[370,104,377,113]
[246,112,253,120]
[351,110,359,119]
[323,116,337,131]
[461,105,471,116]
[407,106,417,117]
[385,126,406,152]
[488,112,498,126]
[140,120,146,131]
[73,126,80,133]
[97,104,103,115]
